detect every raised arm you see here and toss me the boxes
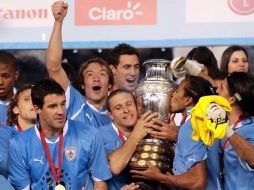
[226,127,254,167]
[47,1,69,91]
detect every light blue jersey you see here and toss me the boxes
[223,117,254,190]
[173,117,221,190]
[66,84,111,127]
[206,140,222,190]
[0,101,9,126]
[173,117,207,175]
[0,88,16,126]
[8,120,112,190]
[0,126,18,178]
[99,123,130,190]
[0,175,14,190]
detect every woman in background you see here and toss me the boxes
[220,45,249,74]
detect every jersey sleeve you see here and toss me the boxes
[238,129,254,171]
[66,84,86,119]
[0,127,16,178]
[8,137,30,190]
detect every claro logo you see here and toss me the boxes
[75,0,157,25]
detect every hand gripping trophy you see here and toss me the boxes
[129,59,176,189]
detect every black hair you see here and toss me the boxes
[31,78,65,109]
[0,51,18,71]
[107,43,140,68]
[227,72,254,118]
[184,76,215,105]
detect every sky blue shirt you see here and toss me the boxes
[99,123,130,190]
[0,101,9,126]
[8,120,112,190]
[173,117,221,190]
[173,118,207,175]
[206,140,222,190]
[66,84,112,128]
[223,116,254,190]
[0,126,18,178]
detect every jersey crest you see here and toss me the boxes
[65,147,76,161]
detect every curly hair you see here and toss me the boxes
[7,84,33,126]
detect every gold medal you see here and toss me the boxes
[55,184,66,190]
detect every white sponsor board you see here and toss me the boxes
[0,0,254,49]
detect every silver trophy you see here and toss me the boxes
[129,59,176,189]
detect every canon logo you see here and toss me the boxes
[0,8,48,19]
[88,1,142,21]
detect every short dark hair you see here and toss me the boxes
[77,58,114,95]
[0,51,18,71]
[220,45,249,74]
[183,76,215,105]
[107,43,140,68]
[31,78,65,109]
[106,89,136,112]
[7,84,33,126]
[227,72,254,118]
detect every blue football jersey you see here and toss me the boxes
[99,123,130,190]
[223,117,254,190]
[0,101,9,126]
[173,118,207,176]
[66,84,112,127]
[0,126,18,178]
[8,120,112,190]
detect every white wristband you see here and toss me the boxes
[225,126,234,138]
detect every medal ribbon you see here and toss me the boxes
[39,129,63,184]
[16,124,23,133]
[117,128,126,144]
[180,115,188,126]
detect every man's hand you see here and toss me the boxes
[131,111,158,140]
[52,1,68,23]
[147,114,178,142]
[130,162,162,181]
[120,183,139,190]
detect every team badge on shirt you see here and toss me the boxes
[65,147,76,161]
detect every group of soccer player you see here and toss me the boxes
[0,1,254,190]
